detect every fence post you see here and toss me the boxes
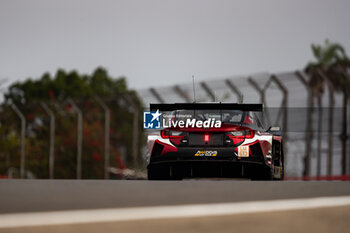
[248,77,265,103]
[67,99,83,179]
[124,94,140,169]
[270,75,288,134]
[200,82,216,101]
[248,77,271,126]
[10,103,26,178]
[173,85,191,103]
[270,75,288,167]
[225,79,243,103]
[341,70,349,175]
[94,96,110,179]
[295,71,314,177]
[132,106,140,168]
[149,88,165,103]
[316,69,334,176]
[41,102,55,179]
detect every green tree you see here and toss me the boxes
[0,67,144,179]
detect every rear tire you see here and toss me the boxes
[279,145,285,180]
[272,141,285,180]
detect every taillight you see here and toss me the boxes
[161,130,184,139]
[204,134,209,142]
[227,130,254,139]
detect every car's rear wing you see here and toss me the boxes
[150,103,263,111]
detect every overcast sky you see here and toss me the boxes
[0,0,349,91]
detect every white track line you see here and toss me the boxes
[1,196,350,228]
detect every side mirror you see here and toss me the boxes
[268,126,281,132]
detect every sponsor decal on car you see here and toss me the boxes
[238,145,249,157]
[194,150,218,157]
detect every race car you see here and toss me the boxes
[146,103,284,180]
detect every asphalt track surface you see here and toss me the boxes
[1,179,350,214]
[1,180,350,232]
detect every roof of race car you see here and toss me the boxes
[150,103,263,111]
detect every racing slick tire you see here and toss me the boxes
[277,144,285,180]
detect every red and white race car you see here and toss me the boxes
[146,103,284,180]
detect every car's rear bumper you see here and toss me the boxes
[149,148,270,179]
[148,160,271,179]
[148,145,272,179]
[150,145,266,163]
